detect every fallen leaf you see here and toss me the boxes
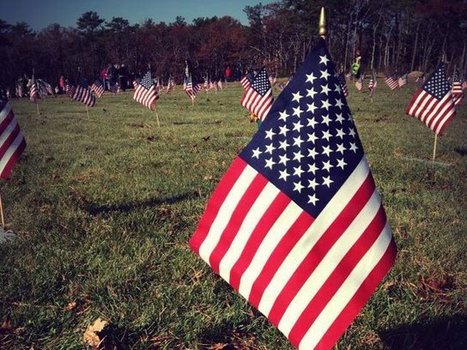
[83,318,108,348]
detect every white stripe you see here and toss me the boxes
[219,182,280,282]
[258,158,370,316]
[0,132,24,173]
[423,92,452,126]
[434,109,455,135]
[0,103,12,122]
[199,165,258,263]
[408,91,427,115]
[298,222,393,350]
[278,190,382,336]
[238,200,304,299]
[0,119,18,148]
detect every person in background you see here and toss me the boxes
[59,75,66,93]
[119,64,128,92]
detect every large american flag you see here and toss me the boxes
[337,73,348,97]
[133,71,159,110]
[384,75,399,90]
[240,67,273,121]
[190,38,396,350]
[69,83,96,107]
[0,100,26,179]
[451,70,464,106]
[91,80,105,98]
[406,64,456,136]
[184,74,201,101]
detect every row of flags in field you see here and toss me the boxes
[2,40,465,350]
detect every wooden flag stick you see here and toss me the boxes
[191,98,195,106]
[155,107,160,127]
[0,194,5,228]
[85,104,89,118]
[432,134,438,161]
[36,101,40,116]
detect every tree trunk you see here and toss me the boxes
[410,20,421,71]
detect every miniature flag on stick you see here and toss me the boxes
[240,67,273,122]
[451,70,464,106]
[69,84,96,107]
[29,75,39,103]
[133,71,159,110]
[406,64,456,136]
[91,80,105,98]
[384,75,398,90]
[190,38,397,350]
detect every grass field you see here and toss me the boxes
[0,82,466,350]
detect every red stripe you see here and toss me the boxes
[229,192,291,290]
[248,211,314,309]
[405,89,423,114]
[0,135,26,179]
[267,173,375,326]
[189,157,247,253]
[288,204,387,346]
[208,174,268,273]
[0,109,15,132]
[315,240,397,350]
[0,123,20,157]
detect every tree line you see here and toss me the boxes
[0,0,465,90]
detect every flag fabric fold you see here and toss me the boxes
[0,100,26,179]
[91,80,105,98]
[190,38,396,350]
[405,64,456,136]
[69,83,96,107]
[384,76,398,90]
[133,71,159,110]
[183,74,201,101]
[240,67,273,122]
[29,76,39,103]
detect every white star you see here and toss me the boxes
[334,83,342,93]
[336,143,346,154]
[307,117,318,128]
[322,129,332,141]
[307,132,318,143]
[349,142,359,153]
[265,157,275,169]
[322,175,334,188]
[293,151,304,162]
[335,113,345,124]
[321,114,331,126]
[308,163,318,174]
[336,158,347,169]
[293,106,303,117]
[293,166,304,177]
[279,169,290,181]
[319,55,330,65]
[307,102,317,114]
[321,84,331,95]
[308,148,318,159]
[322,160,333,172]
[335,128,346,139]
[293,181,304,193]
[308,193,319,205]
[252,147,262,159]
[265,128,275,140]
[278,153,289,165]
[278,139,289,150]
[306,72,317,84]
[307,87,317,99]
[292,91,303,103]
[335,98,344,109]
[293,136,303,147]
[293,121,303,132]
[278,110,289,121]
[321,99,331,110]
[348,128,356,138]
[320,69,330,80]
[308,178,318,190]
[265,143,275,154]
[322,145,333,157]
[279,125,289,136]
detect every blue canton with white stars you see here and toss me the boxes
[252,68,272,96]
[140,71,154,90]
[240,39,364,217]
[422,64,450,100]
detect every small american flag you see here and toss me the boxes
[216,80,223,90]
[385,76,399,90]
[451,70,464,106]
[368,77,377,98]
[91,80,105,98]
[69,83,96,107]
[166,77,175,93]
[240,67,273,121]
[190,38,396,350]
[337,74,348,97]
[398,74,407,87]
[184,74,201,101]
[406,64,456,136]
[29,76,39,103]
[133,71,159,110]
[0,100,26,179]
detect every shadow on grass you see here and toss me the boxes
[81,192,200,216]
[198,321,258,349]
[379,314,467,350]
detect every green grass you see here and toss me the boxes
[0,82,466,349]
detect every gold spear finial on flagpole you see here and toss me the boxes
[319,7,326,39]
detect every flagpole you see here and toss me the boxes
[432,134,438,161]
[86,104,89,118]
[155,106,160,127]
[36,100,40,116]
